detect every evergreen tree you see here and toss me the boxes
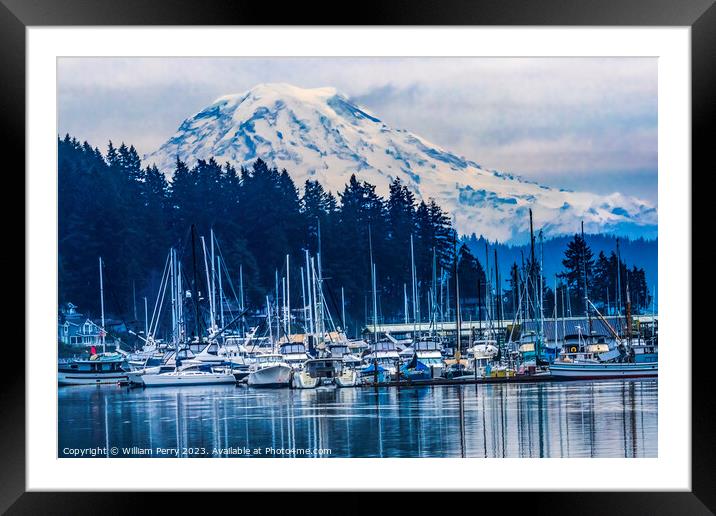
[561,233,594,315]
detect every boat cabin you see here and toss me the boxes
[304,358,344,379]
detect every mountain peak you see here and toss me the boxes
[145,83,657,242]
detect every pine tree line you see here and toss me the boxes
[59,134,653,336]
[59,135,463,333]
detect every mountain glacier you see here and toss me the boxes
[145,83,657,243]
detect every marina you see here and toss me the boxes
[56,152,658,459]
[58,378,657,458]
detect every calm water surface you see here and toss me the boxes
[58,379,657,458]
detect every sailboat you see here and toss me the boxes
[140,227,236,387]
[247,294,293,387]
[58,257,131,386]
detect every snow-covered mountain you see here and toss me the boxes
[146,83,657,243]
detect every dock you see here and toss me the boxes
[360,374,556,388]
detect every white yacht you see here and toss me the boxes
[141,362,236,387]
[247,353,292,387]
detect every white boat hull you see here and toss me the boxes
[58,371,130,385]
[247,364,292,387]
[335,369,358,387]
[291,370,319,389]
[126,366,162,385]
[142,372,236,387]
[549,362,658,379]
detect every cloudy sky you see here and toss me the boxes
[58,57,657,203]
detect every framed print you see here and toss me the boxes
[5,0,714,512]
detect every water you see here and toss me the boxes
[58,379,657,458]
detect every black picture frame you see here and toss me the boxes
[5,0,712,512]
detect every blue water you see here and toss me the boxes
[58,379,657,458]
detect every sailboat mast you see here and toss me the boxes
[626,271,632,348]
[454,231,462,360]
[432,247,437,334]
[539,230,544,345]
[266,295,273,347]
[301,266,307,334]
[282,276,286,337]
[372,263,378,345]
[369,225,378,344]
[529,210,538,362]
[190,225,201,343]
[239,264,245,335]
[311,258,319,343]
[404,283,409,325]
[554,275,558,348]
[616,237,623,316]
[286,254,291,343]
[341,286,346,333]
[305,251,314,339]
[170,249,177,346]
[99,256,106,353]
[411,234,417,341]
[210,228,216,330]
[201,236,215,332]
[494,248,501,331]
[218,256,224,328]
[177,259,183,342]
[275,269,280,343]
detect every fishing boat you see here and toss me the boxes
[548,359,657,379]
[58,258,132,385]
[247,353,292,387]
[58,352,131,385]
[142,362,236,387]
[549,285,658,379]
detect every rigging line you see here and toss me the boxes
[149,251,171,338]
[212,237,242,307]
